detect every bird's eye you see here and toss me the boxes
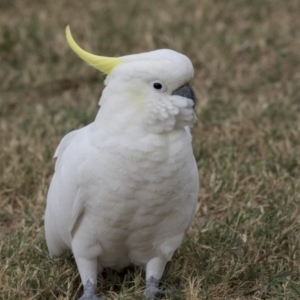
[153,82,162,90]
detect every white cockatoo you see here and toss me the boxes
[45,26,199,300]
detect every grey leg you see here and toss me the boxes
[75,257,105,300]
[145,276,173,299]
[78,279,104,300]
[144,257,175,299]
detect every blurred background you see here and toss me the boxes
[1,0,300,299]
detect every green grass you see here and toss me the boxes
[1,0,300,299]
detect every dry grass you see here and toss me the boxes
[1,0,300,299]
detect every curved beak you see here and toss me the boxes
[171,83,196,108]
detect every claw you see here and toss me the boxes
[145,287,174,299]
[145,276,175,299]
[79,296,104,300]
[78,280,105,300]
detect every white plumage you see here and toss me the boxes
[45,27,199,300]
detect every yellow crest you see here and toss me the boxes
[65,26,123,74]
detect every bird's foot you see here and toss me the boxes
[145,276,175,299]
[145,287,174,299]
[79,295,104,300]
[78,280,105,300]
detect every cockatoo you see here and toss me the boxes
[45,26,199,300]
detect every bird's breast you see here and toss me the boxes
[77,128,197,266]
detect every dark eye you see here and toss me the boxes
[153,82,162,90]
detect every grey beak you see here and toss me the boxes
[171,83,196,108]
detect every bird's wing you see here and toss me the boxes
[45,129,84,256]
[54,129,85,234]
[54,130,78,169]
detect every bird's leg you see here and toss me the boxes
[75,257,104,300]
[144,257,174,299]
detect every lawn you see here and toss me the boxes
[1,0,300,299]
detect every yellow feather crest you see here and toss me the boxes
[65,26,123,74]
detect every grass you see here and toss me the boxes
[1,0,300,299]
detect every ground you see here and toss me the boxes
[1,0,300,299]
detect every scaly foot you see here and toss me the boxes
[78,280,105,300]
[145,276,175,299]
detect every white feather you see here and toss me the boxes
[44,48,199,298]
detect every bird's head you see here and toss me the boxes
[66,26,196,133]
